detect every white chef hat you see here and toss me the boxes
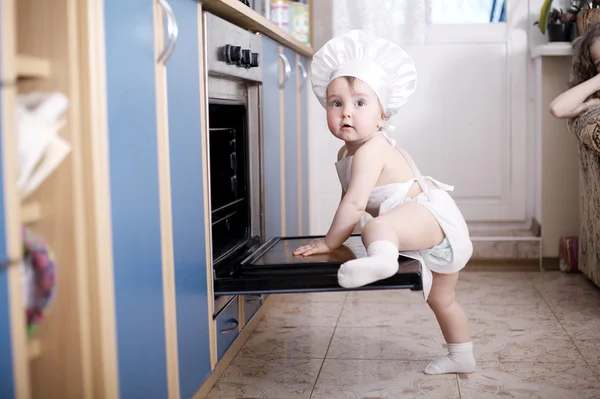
[311,30,417,118]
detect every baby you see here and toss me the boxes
[293,30,475,375]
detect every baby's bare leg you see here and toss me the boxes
[424,271,475,375]
[337,202,444,288]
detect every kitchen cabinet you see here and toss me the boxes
[0,87,20,399]
[261,38,310,239]
[103,1,170,397]
[0,0,315,397]
[261,35,284,240]
[163,0,212,397]
[298,55,310,235]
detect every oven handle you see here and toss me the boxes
[156,0,179,64]
[279,53,291,89]
[297,61,307,89]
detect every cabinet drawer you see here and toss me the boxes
[243,295,262,324]
[216,297,240,361]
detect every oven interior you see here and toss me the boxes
[208,103,252,265]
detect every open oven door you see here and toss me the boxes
[213,234,423,296]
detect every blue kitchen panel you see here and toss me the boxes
[299,56,310,235]
[215,298,239,361]
[103,1,168,397]
[164,0,212,397]
[0,22,15,395]
[282,47,299,236]
[261,37,283,239]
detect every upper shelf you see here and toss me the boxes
[16,55,51,79]
[201,0,314,58]
[530,42,572,59]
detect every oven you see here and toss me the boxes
[203,12,422,317]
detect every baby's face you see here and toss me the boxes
[325,77,385,144]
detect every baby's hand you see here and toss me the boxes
[293,238,333,257]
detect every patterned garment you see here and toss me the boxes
[569,108,600,288]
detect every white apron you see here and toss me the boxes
[334,132,473,301]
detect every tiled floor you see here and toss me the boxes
[207,271,600,398]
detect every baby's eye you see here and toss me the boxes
[333,101,342,107]
[356,100,365,107]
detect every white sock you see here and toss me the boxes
[337,241,399,288]
[424,342,476,375]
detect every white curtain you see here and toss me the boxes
[332,0,428,45]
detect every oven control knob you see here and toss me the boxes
[240,49,251,67]
[224,45,242,64]
[250,53,259,68]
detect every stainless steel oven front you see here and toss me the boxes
[203,11,263,316]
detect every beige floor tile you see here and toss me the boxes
[337,301,438,328]
[458,271,534,287]
[456,284,546,305]
[463,302,562,332]
[472,328,585,364]
[458,361,600,399]
[206,357,322,399]
[540,288,600,309]
[326,326,446,361]
[260,301,343,328]
[527,271,599,291]
[568,329,600,376]
[271,291,348,304]
[346,288,425,304]
[311,359,460,399]
[552,303,600,330]
[238,325,335,360]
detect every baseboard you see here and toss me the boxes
[193,296,274,398]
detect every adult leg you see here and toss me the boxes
[337,201,445,288]
[424,271,475,374]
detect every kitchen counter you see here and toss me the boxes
[201,0,314,57]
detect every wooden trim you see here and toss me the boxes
[237,296,246,329]
[193,296,273,398]
[85,0,120,395]
[197,4,218,369]
[15,55,51,79]
[20,202,42,225]
[66,0,94,395]
[296,53,302,235]
[153,3,180,398]
[1,0,30,396]
[201,0,314,57]
[279,46,286,236]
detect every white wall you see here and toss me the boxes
[308,0,581,244]
[529,0,581,256]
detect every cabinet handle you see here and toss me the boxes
[297,61,307,89]
[156,0,179,64]
[220,318,239,334]
[279,53,291,89]
[246,295,262,303]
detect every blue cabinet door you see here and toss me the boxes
[103,1,168,398]
[299,56,310,235]
[164,0,212,397]
[282,47,299,237]
[0,93,15,399]
[261,37,283,239]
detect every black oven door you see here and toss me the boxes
[212,234,422,295]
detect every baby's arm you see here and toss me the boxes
[323,142,383,249]
[550,74,600,118]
